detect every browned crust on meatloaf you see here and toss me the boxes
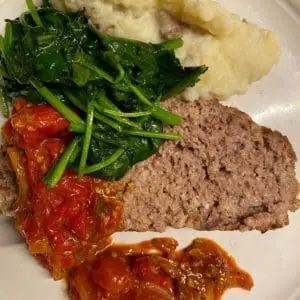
[122,99,299,232]
[0,142,17,216]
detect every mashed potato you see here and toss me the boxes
[50,0,280,100]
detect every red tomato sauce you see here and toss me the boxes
[68,238,253,300]
[3,99,124,279]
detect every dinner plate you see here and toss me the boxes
[0,0,300,299]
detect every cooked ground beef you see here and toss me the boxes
[0,143,17,216]
[122,99,299,232]
[0,100,298,232]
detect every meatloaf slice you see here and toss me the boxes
[122,99,299,232]
[0,144,17,216]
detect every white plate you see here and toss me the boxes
[1,1,300,299]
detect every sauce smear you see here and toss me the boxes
[68,238,253,300]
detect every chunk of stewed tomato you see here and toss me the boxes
[133,257,174,294]
[10,104,69,146]
[92,254,134,294]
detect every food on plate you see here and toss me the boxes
[0,97,112,277]
[0,0,207,276]
[122,99,299,232]
[0,144,17,216]
[2,99,125,279]
[0,1,207,184]
[68,238,253,300]
[0,0,292,299]
[50,0,281,100]
[0,98,253,298]
[1,98,298,234]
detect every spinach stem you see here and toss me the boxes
[71,121,181,141]
[77,61,115,83]
[83,148,125,175]
[124,77,181,125]
[43,136,80,188]
[114,61,125,83]
[160,38,184,50]
[31,80,84,126]
[151,107,181,126]
[123,129,181,140]
[104,52,125,83]
[69,123,85,133]
[79,101,94,176]
[4,23,13,59]
[26,0,43,27]
[103,109,151,118]
[94,101,140,129]
[94,112,123,132]
[36,34,56,46]
[69,114,122,133]
[0,35,4,53]
[64,89,123,132]
[124,77,152,106]
[69,141,81,164]
[63,89,86,111]
[96,94,140,128]
[97,93,119,111]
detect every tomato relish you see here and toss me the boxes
[68,238,253,300]
[3,99,124,279]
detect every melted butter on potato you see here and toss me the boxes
[50,0,280,100]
